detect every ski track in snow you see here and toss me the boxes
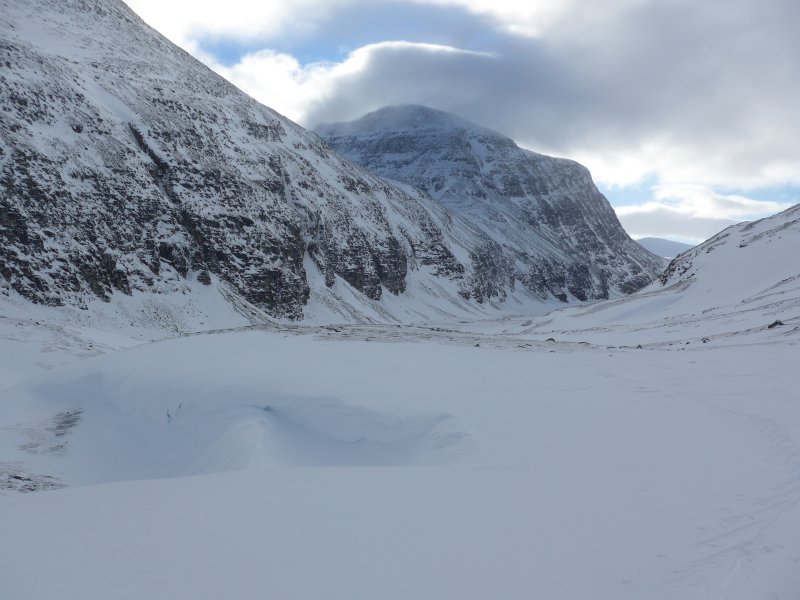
[659,395,800,598]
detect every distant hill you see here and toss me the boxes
[636,237,694,258]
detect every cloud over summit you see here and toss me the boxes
[125,0,800,241]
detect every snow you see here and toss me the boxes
[8,0,579,321]
[488,205,800,348]
[315,104,477,137]
[2,306,800,598]
[317,104,665,302]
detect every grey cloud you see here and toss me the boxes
[300,0,800,189]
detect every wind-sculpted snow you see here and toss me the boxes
[0,0,534,322]
[317,105,665,302]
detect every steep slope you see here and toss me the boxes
[0,0,527,323]
[636,237,694,259]
[317,105,665,302]
[512,204,800,346]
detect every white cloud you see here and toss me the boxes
[124,0,800,189]
[123,0,354,50]
[123,0,570,47]
[408,0,571,36]
[205,42,492,124]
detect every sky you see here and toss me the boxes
[123,0,800,244]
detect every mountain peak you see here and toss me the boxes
[316,105,483,137]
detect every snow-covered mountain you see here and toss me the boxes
[636,237,694,258]
[657,203,799,306]
[317,105,665,302]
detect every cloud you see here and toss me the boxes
[614,185,793,242]
[409,0,572,37]
[123,0,800,241]
[124,0,355,49]
[206,42,493,123]
[124,0,568,47]
[176,0,800,191]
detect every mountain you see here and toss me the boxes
[317,105,665,302]
[0,0,521,324]
[636,237,694,259]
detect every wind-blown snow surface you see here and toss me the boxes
[1,324,799,599]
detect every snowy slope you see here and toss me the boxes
[0,0,562,325]
[500,204,800,346]
[317,105,665,302]
[636,236,694,258]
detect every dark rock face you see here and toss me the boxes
[0,0,474,318]
[317,105,666,302]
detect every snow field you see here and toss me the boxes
[1,326,799,599]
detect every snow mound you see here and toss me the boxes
[195,398,469,470]
[0,331,476,485]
